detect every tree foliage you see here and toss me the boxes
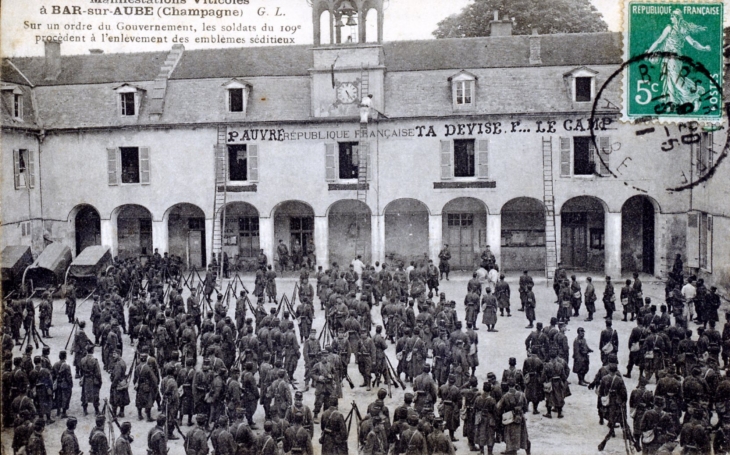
[433,0,608,38]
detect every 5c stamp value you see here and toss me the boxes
[623,1,724,122]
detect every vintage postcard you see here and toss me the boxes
[1,1,728,455]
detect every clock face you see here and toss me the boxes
[336,82,358,104]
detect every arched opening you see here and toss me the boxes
[328,200,372,267]
[73,204,101,256]
[364,8,378,43]
[621,196,657,275]
[442,197,487,270]
[167,203,206,269]
[320,10,332,45]
[115,204,153,259]
[221,202,260,267]
[560,196,606,271]
[274,201,315,270]
[384,199,429,267]
[501,198,546,272]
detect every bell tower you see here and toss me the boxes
[309,0,386,118]
[311,0,384,46]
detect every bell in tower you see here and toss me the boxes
[310,0,384,46]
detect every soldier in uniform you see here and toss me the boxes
[584,277,597,321]
[413,364,438,416]
[59,416,81,455]
[285,391,314,437]
[52,350,73,418]
[522,346,545,415]
[497,378,530,455]
[80,345,102,416]
[135,354,159,422]
[110,350,130,417]
[71,321,91,379]
[147,415,168,455]
[265,265,277,303]
[599,319,619,365]
[438,244,451,281]
[438,374,462,442]
[312,351,336,422]
[543,348,568,419]
[320,397,348,455]
[518,271,534,313]
[572,327,593,386]
[89,415,109,455]
[30,355,54,424]
[481,288,498,332]
[185,414,210,455]
[356,328,375,391]
[495,274,511,317]
[26,418,47,455]
[598,362,627,439]
[113,422,134,455]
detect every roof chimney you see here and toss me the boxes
[529,29,542,65]
[43,40,61,81]
[489,11,513,36]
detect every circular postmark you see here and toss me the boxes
[589,51,726,192]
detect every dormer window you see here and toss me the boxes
[223,79,252,114]
[2,85,24,121]
[564,67,597,103]
[13,93,23,119]
[448,70,477,109]
[114,84,142,118]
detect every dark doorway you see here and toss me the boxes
[621,196,656,274]
[75,205,101,256]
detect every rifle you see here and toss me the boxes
[384,356,406,389]
[64,319,79,350]
[173,420,188,443]
[76,288,97,309]
[343,372,355,390]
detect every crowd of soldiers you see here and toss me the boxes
[1,247,727,455]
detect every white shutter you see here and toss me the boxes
[27,150,35,188]
[686,211,700,268]
[247,144,259,182]
[477,139,489,179]
[560,137,571,177]
[597,136,610,176]
[705,214,713,272]
[107,148,118,186]
[13,149,20,189]
[139,147,150,184]
[325,143,336,182]
[440,140,452,180]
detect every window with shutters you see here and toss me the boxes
[120,147,140,183]
[339,142,359,179]
[228,144,248,181]
[696,132,714,177]
[108,147,150,185]
[699,212,713,272]
[21,221,31,237]
[13,149,34,189]
[454,139,475,177]
[440,139,489,180]
[120,92,135,116]
[560,136,610,177]
[573,137,594,175]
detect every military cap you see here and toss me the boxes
[25,345,33,353]
[310,329,317,334]
[87,345,95,353]
[78,320,86,328]
[33,356,42,363]
[121,421,132,433]
[34,419,46,430]
[577,327,585,333]
[487,372,496,379]
[295,391,303,399]
[66,416,78,428]
[157,415,167,425]
[196,414,208,423]
[404,392,414,401]
[96,415,106,425]
[42,346,50,354]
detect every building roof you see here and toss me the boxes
[3,51,169,86]
[2,32,622,85]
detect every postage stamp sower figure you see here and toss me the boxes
[623,1,723,121]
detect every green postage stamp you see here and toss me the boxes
[623,1,724,121]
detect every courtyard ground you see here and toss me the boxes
[2,271,684,455]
